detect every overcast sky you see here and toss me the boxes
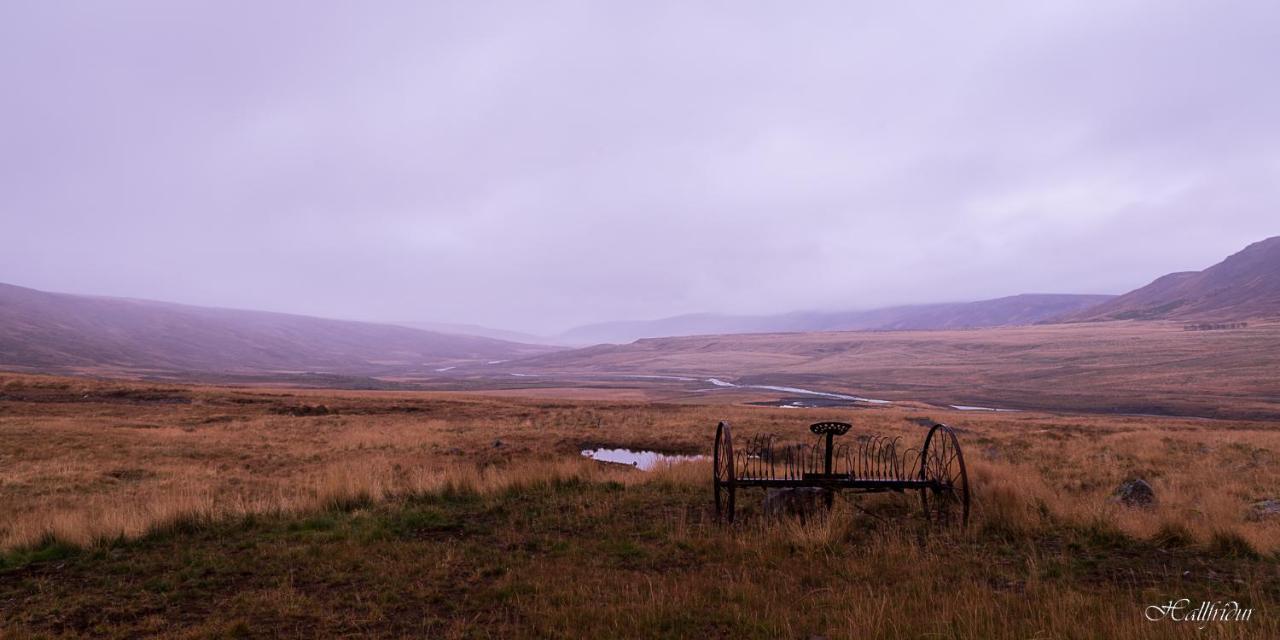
[2,2,1278,334]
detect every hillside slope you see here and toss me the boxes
[515,321,1280,419]
[0,283,554,376]
[561,293,1114,344]
[1064,236,1280,321]
[391,320,559,346]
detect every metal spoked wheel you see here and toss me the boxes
[920,423,970,528]
[713,421,736,522]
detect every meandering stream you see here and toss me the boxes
[703,378,892,404]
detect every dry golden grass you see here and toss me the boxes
[2,371,1278,553]
[2,372,1279,638]
[513,319,1280,419]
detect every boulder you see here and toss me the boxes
[763,487,830,520]
[1113,478,1156,508]
[1247,499,1280,522]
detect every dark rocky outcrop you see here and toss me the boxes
[1113,478,1156,508]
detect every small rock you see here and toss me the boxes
[1113,478,1156,508]
[1247,499,1280,521]
[763,487,830,520]
[493,439,504,448]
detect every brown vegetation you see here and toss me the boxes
[0,281,556,378]
[511,319,1280,419]
[3,372,1279,551]
[2,373,1278,637]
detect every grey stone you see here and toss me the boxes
[1113,478,1156,508]
[1247,499,1280,521]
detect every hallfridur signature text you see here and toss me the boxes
[1145,600,1252,628]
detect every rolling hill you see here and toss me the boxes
[514,320,1280,419]
[0,282,555,377]
[390,320,560,346]
[1063,235,1280,322]
[561,293,1114,344]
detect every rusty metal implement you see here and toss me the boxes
[713,420,970,526]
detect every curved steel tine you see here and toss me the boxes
[886,437,895,479]
[856,437,866,478]
[760,434,769,478]
[778,440,788,481]
[867,435,877,478]
[888,437,898,477]
[874,435,885,478]
[751,434,760,478]
[904,447,919,478]
[752,434,758,479]
[862,436,874,478]
[889,436,903,479]
[872,435,885,478]
[779,440,786,479]
[883,437,894,478]
[882,436,891,478]
[875,435,885,476]
[752,432,762,478]
[752,434,759,478]
[773,435,782,480]
[890,437,901,478]
[762,434,770,478]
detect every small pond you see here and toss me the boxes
[580,448,706,470]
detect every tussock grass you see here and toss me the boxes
[2,373,1280,636]
[3,454,1277,638]
[3,372,1279,554]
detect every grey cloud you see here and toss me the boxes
[2,1,1277,334]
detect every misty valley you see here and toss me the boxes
[4,3,1280,637]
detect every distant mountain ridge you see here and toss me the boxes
[1061,236,1280,322]
[560,293,1116,344]
[0,282,555,376]
[6,236,1276,378]
[391,320,560,346]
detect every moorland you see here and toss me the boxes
[3,238,1280,637]
[2,372,1278,638]
[476,320,1280,420]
